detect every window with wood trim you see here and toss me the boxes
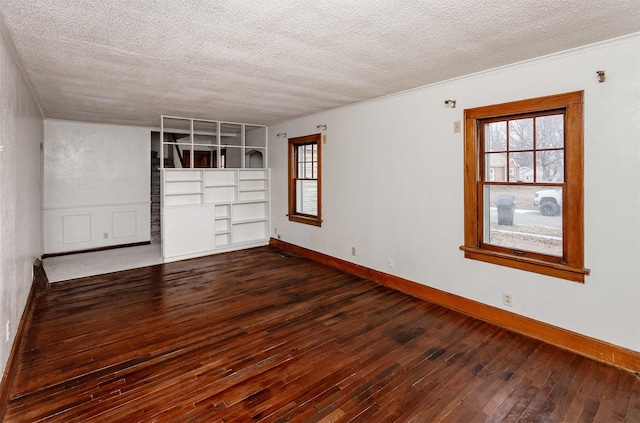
[288,133,322,226]
[460,91,590,282]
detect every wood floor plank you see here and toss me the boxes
[3,246,639,422]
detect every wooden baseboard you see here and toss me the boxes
[42,241,151,259]
[0,259,49,419]
[269,238,640,373]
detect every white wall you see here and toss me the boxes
[0,24,43,379]
[43,120,151,254]
[269,35,640,352]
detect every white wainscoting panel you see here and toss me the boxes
[112,211,137,238]
[62,214,91,244]
[44,202,150,254]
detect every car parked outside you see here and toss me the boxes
[534,188,562,216]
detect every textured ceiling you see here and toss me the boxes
[1,0,639,127]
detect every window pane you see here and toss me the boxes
[296,143,318,180]
[485,153,508,182]
[508,118,533,151]
[536,114,564,149]
[304,144,313,160]
[536,150,564,182]
[509,152,533,182]
[296,180,318,215]
[483,185,562,257]
[485,121,506,152]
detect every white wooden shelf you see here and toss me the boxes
[165,191,202,196]
[232,217,268,224]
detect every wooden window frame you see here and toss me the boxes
[460,91,590,282]
[288,133,322,227]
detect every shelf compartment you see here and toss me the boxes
[238,190,268,202]
[244,125,267,148]
[220,123,242,146]
[239,179,268,191]
[204,186,237,204]
[232,220,268,245]
[165,170,202,181]
[223,146,243,168]
[162,117,191,134]
[233,202,268,221]
[215,204,231,218]
[204,170,237,186]
[165,180,202,195]
[245,148,265,169]
[215,218,231,233]
[164,194,202,207]
[193,120,219,145]
[239,169,268,180]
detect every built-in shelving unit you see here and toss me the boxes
[160,116,267,170]
[162,168,270,261]
[159,115,269,262]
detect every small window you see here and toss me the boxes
[288,134,322,226]
[460,91,589,282]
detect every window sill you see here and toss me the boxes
[288,214,322,227]
[459,246,590,283]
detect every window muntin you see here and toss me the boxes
[461,91,589,282]
[288,134,322,226]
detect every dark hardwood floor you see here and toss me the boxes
[4,246,639,422]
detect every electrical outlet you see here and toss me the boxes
[388,257,394,268]
[454,121,462,133]
[103,232,109,239]
[351,247,356,256]
[503,293,513,307]
[274,227,278,234]
[5,321,9,342]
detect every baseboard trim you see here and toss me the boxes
[42,241,151,259]
[269,238,640,373]
[0,259,49,419]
